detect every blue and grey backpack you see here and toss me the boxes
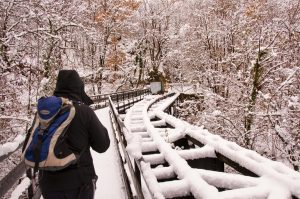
[22,96,77,171]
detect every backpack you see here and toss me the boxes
[22,96,78,171]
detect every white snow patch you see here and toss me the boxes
[10,177,31,199]
[0,134,25,157]
[92,108,125,199]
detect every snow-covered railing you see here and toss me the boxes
[0,134,25,162]
[0,160,42,199]
[0,162,26,198]
[108,97,145,199]
[169,83,198,93]
[0,119,37,199]
[121,93,300,199]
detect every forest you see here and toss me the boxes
[1,0,299,171]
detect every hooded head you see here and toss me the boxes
[54,70,93,105]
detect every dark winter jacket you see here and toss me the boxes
[39,70,110,192]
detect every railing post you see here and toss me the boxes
[140,90,142,101]
[26,169,34,199]
[129,92,132,107]
[116,94,119,112]
[104,94,107,106]
[134,161,141,188]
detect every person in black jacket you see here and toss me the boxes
[39,70,110,199]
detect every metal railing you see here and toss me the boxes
[91,89,150,111]
[108,98,145,199]
[0,143,40,198]
[0,161,26,198]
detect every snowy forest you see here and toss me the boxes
[1,0,299,175]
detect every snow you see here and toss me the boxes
[277,68,299,92]
[124,131,143,159]
[159,179,190,198]
[212,110,222,116]
[288,95,300,109]
[168,83,199,94]
[124,96,158,160]
[123,93,221,198]
[10,177,31,199]
[179,24,190,37]
[140,162,164,199]
[187,127,300,198]
[196,169,259,189]
[275,125,291,142]
[122,93,300,198]
[0,134,25,157]
[92,107,125,199]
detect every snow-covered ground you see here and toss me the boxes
[92,107,125,199]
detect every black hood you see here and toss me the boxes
[54,70,93,105]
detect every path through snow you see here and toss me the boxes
[92,107,125,199]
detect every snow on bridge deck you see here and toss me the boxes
[122,93,300,199]
[93,107,125,199]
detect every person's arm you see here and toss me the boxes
[88,109,110,153]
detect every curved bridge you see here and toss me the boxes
[109,92,300,199]
[1,89,299,199]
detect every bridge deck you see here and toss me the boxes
[92,107,125,198]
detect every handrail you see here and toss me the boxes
[108,97,145,199]
[91,88,150,110]
[0,163,41,199]
[0,162,26,198]
[107,104,133,198]
[91,88,150,103]
[0,142,24,163]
